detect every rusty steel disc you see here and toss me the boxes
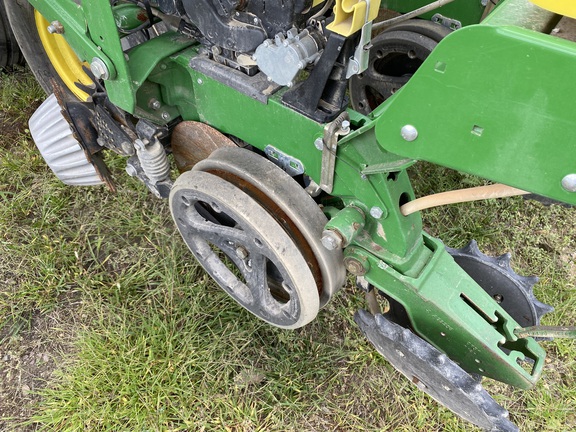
[171,121,236,172]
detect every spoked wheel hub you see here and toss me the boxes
[349,20,451,115]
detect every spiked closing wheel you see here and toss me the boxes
[447,240,554,328]
[355,310,519,432]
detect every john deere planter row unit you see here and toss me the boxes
[5,0,576,429]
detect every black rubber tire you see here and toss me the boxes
[4,1,65,95]
[0,1,24,69]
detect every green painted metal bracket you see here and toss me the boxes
[374,23,576,206]
[127,32,196,122]
[350,234,546,389]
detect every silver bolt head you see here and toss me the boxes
[561,174,576,192]
[401,124,418,142]
[314,137,324,151]
[133,138,146,151]
[150,99,161,110]
[161,112,170,121]
[321,230,343,250]
[369,206,384,219]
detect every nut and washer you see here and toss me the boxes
[344,256,369,276]
[149,99,161,110]
[401,124,418,142]
[90,58,110,80]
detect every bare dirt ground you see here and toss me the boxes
[1,13,576,432]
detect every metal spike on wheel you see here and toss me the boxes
[447,240,554,329]
[354,309,519,432]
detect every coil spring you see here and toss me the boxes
[135,138,170,183]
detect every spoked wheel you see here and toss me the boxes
[170,170,322,329]
[194,147,346,308]
[350,20,451,115]
[4,2,90,100]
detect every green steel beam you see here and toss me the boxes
[374,24,576,206]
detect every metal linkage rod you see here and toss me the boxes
[373,0,457,30]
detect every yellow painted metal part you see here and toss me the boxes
[327,0,381,36]
[35,11,91,101]
[529,0,576,18]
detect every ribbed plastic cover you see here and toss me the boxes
[29,94,103,186]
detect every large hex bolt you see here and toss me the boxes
[321,229,344,250]
[91,58,110,80]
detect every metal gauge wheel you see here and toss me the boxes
[170,170,321,329]
[350,20,450,115]
[194,147,346,308]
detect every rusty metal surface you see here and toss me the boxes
[171,121,236,172]
[52,82,116,192]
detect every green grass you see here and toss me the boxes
[1,67,575,432]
